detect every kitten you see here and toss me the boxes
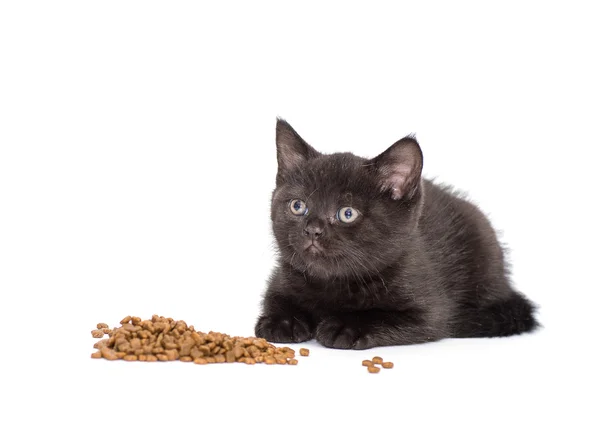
[254,119,538,349]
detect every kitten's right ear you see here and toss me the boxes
[276,119,320,178]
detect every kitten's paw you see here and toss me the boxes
[352,335,376,350]
[315,316,364,349]
[254,315,312,343]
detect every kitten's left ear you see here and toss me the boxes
[372,136,423,200]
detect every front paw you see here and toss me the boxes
[315,316,366,349]
[255,315,312,343]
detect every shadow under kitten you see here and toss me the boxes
[255,119,539,349]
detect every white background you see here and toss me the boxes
[1,1,598,442]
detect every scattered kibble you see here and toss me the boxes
[364,357,394,373]
[299,348,310,357]
[91,315,298,365]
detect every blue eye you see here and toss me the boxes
[290,199,308,216]
[337,206,359,223]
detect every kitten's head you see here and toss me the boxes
[271,119,424,280]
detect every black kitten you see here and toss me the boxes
[255,119,538,349]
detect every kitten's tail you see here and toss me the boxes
[454,291,540,338]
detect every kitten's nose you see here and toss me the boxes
[304,220,324,238]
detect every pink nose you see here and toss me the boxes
[304,220,324,238]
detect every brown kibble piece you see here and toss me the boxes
[190,348,203,359]
[165,349,178,361]
[288,359,298,365]
[100,347,118,360]
[194,358,208,365]
[180,356,193,362]
[91,329,104,338]
[94,339,109,349]
[368,366,380,373]
[372,356,383,364]
[362,360,374,367]
[299,348,310,357]
[91,351,102,359]
[233,346,244,359]
[382,362,394,369]
[123,355,138,361]
[120,316,132,324]
[97,323,109,329]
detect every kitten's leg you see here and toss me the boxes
[316,309,445,349]
[255,292,314,343]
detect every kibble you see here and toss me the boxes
[372,356,383,364]
[91,315,299,366]
[367,366,380,374]
[91,329,104,338]
[299,348,310,357]
[362,360,374,367]
[382,362,394,369]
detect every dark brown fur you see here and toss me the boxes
[255,119,539,349]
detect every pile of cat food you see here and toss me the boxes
[90,315,299,365]
[91,315,395,372]
[362,356,394,373]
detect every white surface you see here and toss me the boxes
[1,1,598,442]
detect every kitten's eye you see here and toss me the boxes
[289,199,308,216]
[337,206,359,223]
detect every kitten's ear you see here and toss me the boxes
[372,136,423,200]
[276,119,320,175]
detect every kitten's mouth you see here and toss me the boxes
[304,241,325,255]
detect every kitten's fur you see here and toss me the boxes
[255,119,538,349]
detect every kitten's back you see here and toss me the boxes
[419,179,538,336]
